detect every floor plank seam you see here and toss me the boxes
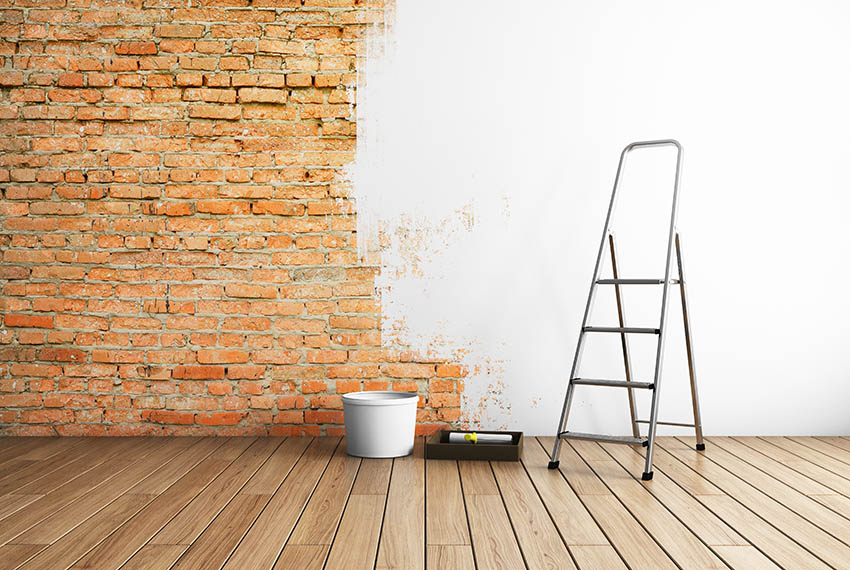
[656,439,841,570]
[566,440,700,570]
[519,440,581,570]
[319,450,363,570]
[261,437,342,570]
[725,437,850,522]
[532,438,632,570]
[455,460,479,570]
[674,436,850,549]
[600,440,743,570]
[370,456,394,570]
[2,438,177,566]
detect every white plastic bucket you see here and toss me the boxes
[342,391,418,458]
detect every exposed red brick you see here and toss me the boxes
[0,1,462,438]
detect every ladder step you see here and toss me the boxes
[571,378,654,389]
[597,278,680,285]
[560,431,648,446]
[583,326,660,334]
[635,420,695,428]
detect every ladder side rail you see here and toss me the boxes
[608,232,640,438]
[675,232,705,450]
[643,140,684,480]
[549,145,632,468]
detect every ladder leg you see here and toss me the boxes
[643,144,684,481]
[676,233,705,451]
[549,380,577,468]
[609,232,640,438]
[550,148,631,469]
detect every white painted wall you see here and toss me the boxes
[352,0,850,435]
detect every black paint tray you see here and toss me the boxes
[425,430,523,461]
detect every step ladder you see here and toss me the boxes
[548,140,705,481]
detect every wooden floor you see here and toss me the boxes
[1,436,850,569]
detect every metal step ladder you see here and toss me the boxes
[548,140,705,481]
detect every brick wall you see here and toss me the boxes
[0,0,464,436]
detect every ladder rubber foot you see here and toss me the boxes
[641,471,654,481]
[696,443,706,451]
[548,460,560,470]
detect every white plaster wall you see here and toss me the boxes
[351,0,850,435]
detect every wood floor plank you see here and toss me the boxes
[600,442,749,547]
[0,459,37,486]
[375,438,425,570]
[351,457,392,495]
[426,545,475,570]
[790,436,850,465]
[711,546,781,570]
[812,494,850,520]
[733,437,850,498]
[709,437,835,495]
[324,494,386,570]
[491,458,575,569]
[286,439,361,546]
[272,545,328,570]
[465,494,526,570]
[151,438,281,545]
[119,545,187,570]
[426,459,469,546]
[68,438,244,570]
[129,438,228,496]
[650,445,835,570]
[579,494,678,570]
[186,441,338,570]
[0,438,164,545]
[570,441,727,570]
[18,493,157,570]
[817,436,850,455]
[0,545,43,569]
[170,494,271,570]
[697,495,831,570]
[11,438,202,546]
[14,437,80,461]
[0,438,93,495]
[458,460,499,495]
[538,436,611,495]
[0,494,41,520]
[524,438,609,546]
[221,437,339,570]
[660,441,850,570]
[680,437,850,547]
[570,545,629,570]
[0,439,33,466]
[11,438,133,496]
[761,437,850,482]
[239,437,311,496]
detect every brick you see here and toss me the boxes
[196,412,246,426]
[238,87,287,104]
[156,23,205,38]
[189,104,242,120]
[305,410,343,424]
[301,380,327,394]
[115,41,157,55]
[173,366,226,380]
[382,363,435,379]
[225,283,278,299]
[197,350,250,364]
[4,314,54,329]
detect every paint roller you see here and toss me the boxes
[447,432,512,444]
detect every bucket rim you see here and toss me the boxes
[342,390,418,406]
